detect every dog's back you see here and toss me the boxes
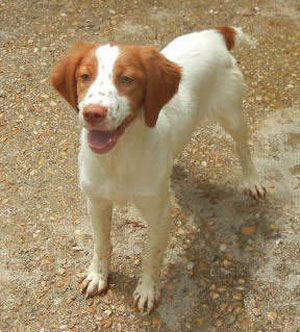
[161,27,252,155]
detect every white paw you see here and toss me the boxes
[81,272,108,298]
[241,180,266,200]
[133,280,160,314]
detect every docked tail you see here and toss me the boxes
[216,26,256,50]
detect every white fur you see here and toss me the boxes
[79,28,265,313]
[78,44,131,131]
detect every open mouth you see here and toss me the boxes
[87,120,130,154]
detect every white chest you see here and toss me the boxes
[78,119,173,202]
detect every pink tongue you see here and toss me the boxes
[87,130,115,149]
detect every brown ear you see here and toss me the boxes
[141,47,181,127]
[51,42,95,111]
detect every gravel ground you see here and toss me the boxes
[0,0,299,331]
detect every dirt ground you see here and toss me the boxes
[0,0,299,331]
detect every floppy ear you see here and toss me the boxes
[141,47,181,127]
[51,42,95,111]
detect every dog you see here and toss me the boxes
[51,26,266,314]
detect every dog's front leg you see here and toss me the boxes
[133,189,172,314]
[81,197,112,297]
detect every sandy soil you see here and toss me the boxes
[0,0,299,331]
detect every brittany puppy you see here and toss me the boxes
[51,27,266,314]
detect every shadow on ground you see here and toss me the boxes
[156,107,300,331]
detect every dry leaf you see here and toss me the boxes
[89,306,97,314]
[241,225,257,235]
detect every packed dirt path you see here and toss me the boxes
[0,0,299,331]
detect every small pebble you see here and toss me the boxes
[104,309,112,316]
[74,229,84,236]
[233,293,243,300]
[267,311,278,321]
[0,90,7,98]
[252,307,261,316]
[187,262,194,270]
[71,246,83,251]
[225,314,237,325]
[210,291,220,299]
[49,101,57,107]
[57,268,65,276]
[223,259,232,267]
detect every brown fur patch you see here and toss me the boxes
[113,44,148,118]
[76,49,98,102]
[114,44,182,127]
[51,42,97,111]
[216,26,236,50]
[140,46,181,127]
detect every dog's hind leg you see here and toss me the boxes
[217,107,266,199]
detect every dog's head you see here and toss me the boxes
[51,42,181,154]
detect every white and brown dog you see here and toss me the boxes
[52,27,266,314]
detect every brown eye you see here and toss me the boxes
[81,73,91,82]
[119,76,134,84]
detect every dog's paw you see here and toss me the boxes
[81,272,108,298]
[133,280,160,315]
[241,180,266,200]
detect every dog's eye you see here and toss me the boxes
[81,74,91,82]
[119,76,134,84]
